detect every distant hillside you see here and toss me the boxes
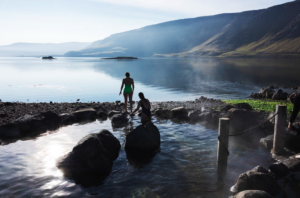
[65,1,300,58]
[0,42,91,57]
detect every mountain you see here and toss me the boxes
[0,42,91,57]
[65,1,300,58]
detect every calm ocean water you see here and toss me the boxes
[1,57,300,197]
[1,57,300,103]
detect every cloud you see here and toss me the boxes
[90,0,291,17]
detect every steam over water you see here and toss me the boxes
[1,57,300,197]
[1,57,300,103]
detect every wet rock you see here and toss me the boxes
[97,112,108,120]
[251,166,269,174]
[0,123,20,137]
[111,113,128,128]
[171,107,188,120]
[155,109,171,119]
[60,113,76,126]
[261,112,276,131]
[234,170,280,196]
[188,111,201,121]
[284,131,300,151]
[125,123,160,151]
[269,163,289,178]
[282,158,300,172]
[108,110,121,117]
[234,190,272,198]
[75,105,89,111]
[73,108,97,121]
[56,130,120,186]
[227,109,260,134]
[234,103,253,111]
[260,135,274,149]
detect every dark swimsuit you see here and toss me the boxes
[141,100,151,117]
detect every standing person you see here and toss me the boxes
[131,92,151,126]
[119,72,134,113]
[288,93,300,133]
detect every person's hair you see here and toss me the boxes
[139,92,146,101]
[289,93,296,104]
[125,72,130,77]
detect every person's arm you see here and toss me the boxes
[131,101,141,115]
[132,79,135,94]
[119,79,124,95]
[288,94,300,130]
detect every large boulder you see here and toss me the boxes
[234,170,280,196]
[73,108,97,121]
[155,109,171,119]
[220,104,234,112]
[259,88,275,99]
[234,190,272,198]
[282,158,300,172]
[188,110,201,121]
[171,107,188,120]
[261,112,276,132]
[227,109,260,134]
[272,89,288,100]
[284,131,300,151]
[56,130,120,185]
[111,113,128,128]
[269,163,289,178]
[125,123,160,151]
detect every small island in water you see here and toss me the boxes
[42,56,55,59]
[102,56,138,59]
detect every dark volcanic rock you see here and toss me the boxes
[234,171,280,196]
[284,131,300,151]
[125,123,160,151]
[98,111,108,120]
[155,109,171,119]
[111,113,128,128]
[269,163,289,178]
[282,158,300,172]
[188,110,201,121]
[56,130,120,186]
[171,107,188,120]
[220,104,234,112]
[227,109,260,134]
[73,108,97,122]
[108,110,121,117]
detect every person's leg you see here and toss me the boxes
[129,91,133,113]
[123,92,128,113]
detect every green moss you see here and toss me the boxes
[222,99,295,115]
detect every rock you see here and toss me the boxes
[198,112,212,122]
[115,100,121,104]
[261,112,276,131]
[227,109,260,134]
[73,108,97,121]
[220,104,234,112]
[171,107,188,120]
[56,130,120,185]
[98,112,108,120]
[13,111,60,134]
[272,89,288,100]
[155,109,171,119]
[268,86,275,89]
[269,163,289,178]
[234,103,253,110]
[235,190,272,198]
[259,88,275,99]
[259,135,274,149]
[111,113,128,128]
[234,170,280,196]
[251,166,269,174]
[60,113,76,126]
[188,111,201,121]
[75,105,89,111]
[125,123,160,151]
[251,93,262,99]
[0,123,20,137]
[108,110,121,117]
[282,158,300,172]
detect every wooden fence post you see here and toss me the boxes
[272,105,287,154]
[217,118,230,172]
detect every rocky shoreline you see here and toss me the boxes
[1,96,300,197]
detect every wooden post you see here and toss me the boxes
[217,118,230,172]
[272,105,287,154]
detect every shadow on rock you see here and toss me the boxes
[125,149,160,168]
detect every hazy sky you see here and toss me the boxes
[0,0,292,45]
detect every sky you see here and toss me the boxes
[0,0,293,46]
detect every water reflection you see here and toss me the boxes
[1,57,300,102]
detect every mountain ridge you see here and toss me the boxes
[65,1,300,58]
